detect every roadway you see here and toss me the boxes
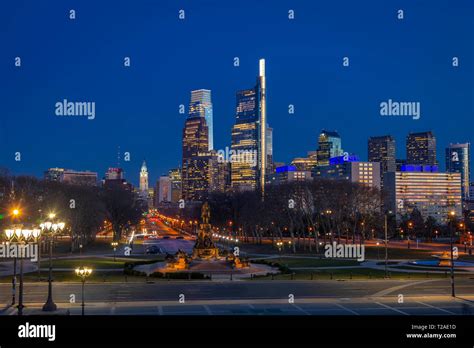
[1,278,473,315]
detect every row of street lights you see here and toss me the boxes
[4,227,41,315]
[212,233,239,248]
[3,209,93,315]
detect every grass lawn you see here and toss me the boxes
[270,257,360,268]
[364,246,438,260]
[39,258,126,269]
[0,270,148,283]
[39,257,164,270]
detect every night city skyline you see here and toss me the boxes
[1,2,474,345]
[1,0,473,186]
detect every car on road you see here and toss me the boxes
[176,236,184,240]
[162,236,170,239]
[145,245,160,254]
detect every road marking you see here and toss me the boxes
[335,303,359,315]
[375,302,409,315]
[292,304,311,315]
[416,301,455,314]
[372,280,439,297]
[203,305,212,315]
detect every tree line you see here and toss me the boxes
[0,170,144,252]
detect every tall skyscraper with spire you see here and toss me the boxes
[231,59,272,194]
[139,160,149,192]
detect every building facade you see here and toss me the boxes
[268,165,312,185]
[44,168,98,186]
[313,158,381,190]
[157,176,172,203]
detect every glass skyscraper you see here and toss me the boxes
[231,59,271,193]
[182,90,213,201]
[445,143,470,200]
[231,88,259,191]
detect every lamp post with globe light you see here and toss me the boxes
[4,227,41,315]
[40,214,65,312]
[75,266,92,315]
[111,241,118,262]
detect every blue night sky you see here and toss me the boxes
[1,0,473,186]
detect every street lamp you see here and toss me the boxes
[407,222,413,249]
[10,208,20,306]
[4,227,41,315]
[384,211,392,279]
[449,211,456,297]
[276,241,283,261]
[111,241,118,262]
[40,216,65,312]
[75,266,92,316]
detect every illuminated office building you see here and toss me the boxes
[445,143,470,200]
[316,130,343,166]
[406,131,437,165]
[231,59,271,193]
[384,169,462,223]
[168,168,182,203]
[182,90,212,201]
[291,151,318,172]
